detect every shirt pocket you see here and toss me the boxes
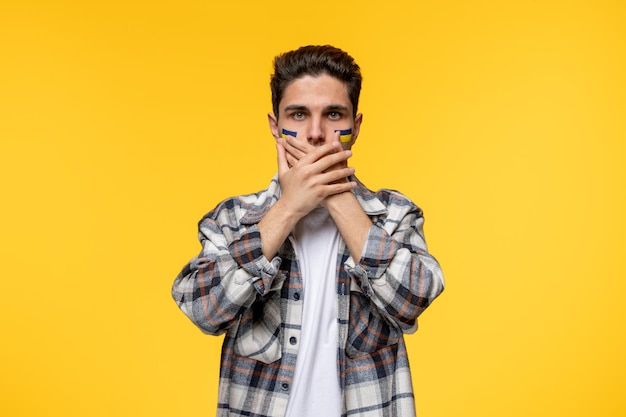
[346,289,402,358]
[233,291,283,364]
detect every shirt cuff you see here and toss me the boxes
[228,224,282,295]
[344,225,398,295]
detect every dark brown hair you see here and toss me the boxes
[270,45,362,118]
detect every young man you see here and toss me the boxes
[172,45,444,417]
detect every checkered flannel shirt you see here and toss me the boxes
[172,175,444,417]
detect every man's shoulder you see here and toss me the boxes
[373,187,414,205]
[200,176,280,225]
[354,178,421,216]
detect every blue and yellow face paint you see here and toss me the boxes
[281,128,298,139]
[334,128,353,143]
[281,128,353,143]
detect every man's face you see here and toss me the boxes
[269,74,362,150]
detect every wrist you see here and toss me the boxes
[270,198,303,227]
[258,199,302,259]
[323,189,354,209]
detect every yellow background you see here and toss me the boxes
[1,0,624,416]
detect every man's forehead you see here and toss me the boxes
[279,75,351,110]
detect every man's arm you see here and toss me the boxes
[347,198,444,333]
[323,191,371,261]
[173,139,356,334]
[171,205,278,335]
[280,135,444,331]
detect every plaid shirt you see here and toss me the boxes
[172,175,444,417]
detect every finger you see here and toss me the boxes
[285,135,316,153]
[320,166,355,184]
[284,136,315,158]
[285,151,298,168]
[324,180,358,196]
[276,141,289,175]
[332,129,342,143]
[283,137,308,161]
[297,140,343,165]
[311,147,352,173]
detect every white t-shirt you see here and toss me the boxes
[284,207,342,417]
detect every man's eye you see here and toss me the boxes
[328,112,341,120]
[292,112,305,120]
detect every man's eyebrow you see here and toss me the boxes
[324,104,349,112]
[283,104,309,112]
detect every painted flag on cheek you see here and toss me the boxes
[281,128,297,139]
[335,128,352,143]
[281,128,352,142]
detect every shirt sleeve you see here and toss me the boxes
[171,206,283,335]
[344,199,444,334]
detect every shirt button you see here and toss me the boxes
[281,382,289,391]
[293,292,300,301]
[289,336,297,345]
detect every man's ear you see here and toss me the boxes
[268,113,280,139]
[350,113,363,146]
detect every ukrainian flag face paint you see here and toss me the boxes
[281,128,297,139]
[335,128,353,143]
[280,128,352,142]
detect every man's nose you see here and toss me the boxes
[307,119,325,146]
